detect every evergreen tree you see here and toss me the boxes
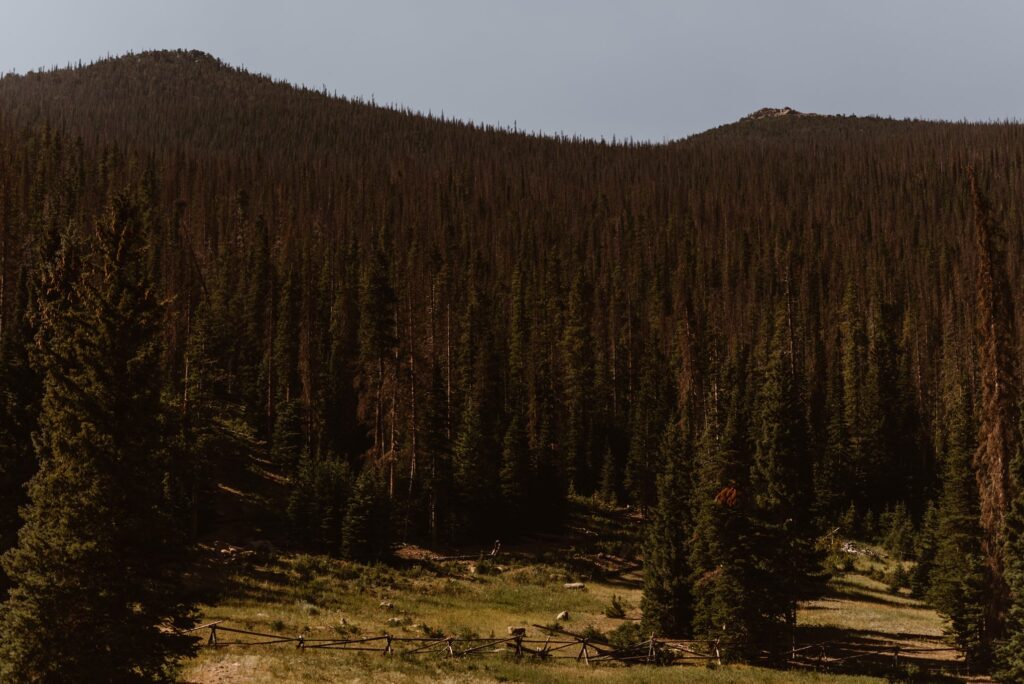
[287,453,353,554]
[750,305,825,656]
[625,345,668,512]
[0,274,37,593]
[599,447,618,505]
[451,392,498,541]
[0,198,197,682]
[813,355,848,520]
[421,362,452,543]
[641,417,693,637]
[996,397,1024,680]
[561,272,594,494]
[689,373,762,661]
[930,380,990,669]
[341,465,392,561]
[499,414,531,535]
[358,247,395,458]
[910,503,939,598]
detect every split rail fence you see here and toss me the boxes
[186,620,963,673]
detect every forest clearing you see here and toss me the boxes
[180,500,968,683]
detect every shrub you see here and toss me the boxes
[607,622,645,651]
[887,564,911,594]
[604,594,626,619]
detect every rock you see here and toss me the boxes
[741,106,807,122]
[556,611,570,621]
[379,600,394,610]
[507,626,526,637]
[563,582,586,590]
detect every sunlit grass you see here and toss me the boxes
[180,551,886,683]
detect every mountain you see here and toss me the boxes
[2,48,1024,675]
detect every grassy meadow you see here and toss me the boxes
[179,501,964,683]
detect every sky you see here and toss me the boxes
[2,1,1023,142]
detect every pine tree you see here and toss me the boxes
[996,398,1024,680]
[499,414,531,535]
[0,273,37,593]
[358,247,395,459]
[750,305,825,657]
[910,503,939,598]
[287,453,353,554]
[930,380,990,669]
[421,362,452,543]
[0,197,197,682]
[689,370,762,661]
[451,392,498,541]
[625,345,668,512]
[813,355,848,520]
[561,272,594,494]
[341,465,392,561]
[641,417,693,637]
[599,447,618,505]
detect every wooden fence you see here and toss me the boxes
[186,620,962,673]
[186,620,721,666]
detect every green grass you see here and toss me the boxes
[179,508,961,683]
[184,651,881,683]
[180,551,885,683]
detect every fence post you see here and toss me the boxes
[383,633,393,656]
[513,634,523,658]
[446,638,455,657]
[577,638,590,665]
[297,634,304,650]
[648,634,656,664]
[713,638,722,665]
[208,625,218,648]
[893,645,900,669]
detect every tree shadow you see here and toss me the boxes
[792,624,967,680]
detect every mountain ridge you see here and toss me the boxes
[0,49,1011,150]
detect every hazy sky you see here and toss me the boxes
[2,1,1023,141]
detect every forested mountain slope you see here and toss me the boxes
[1,49,1024,674]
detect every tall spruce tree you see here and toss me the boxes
[0,274,37,594]
[499,414,531,535]
[641,417,693,637]
[996,399,1024,680]
[0,198,197,682]
[929,378,990,669]
[689,367,763,661]
[750,306,825,655]
[341,464,392,562]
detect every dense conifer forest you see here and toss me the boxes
[1,50,1024,680]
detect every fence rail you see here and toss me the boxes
[187,620,962,673]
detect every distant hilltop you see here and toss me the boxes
[740,106,813,121]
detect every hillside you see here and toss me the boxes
[1,50,1022,680]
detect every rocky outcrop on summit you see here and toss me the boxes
[740,106,809,121]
